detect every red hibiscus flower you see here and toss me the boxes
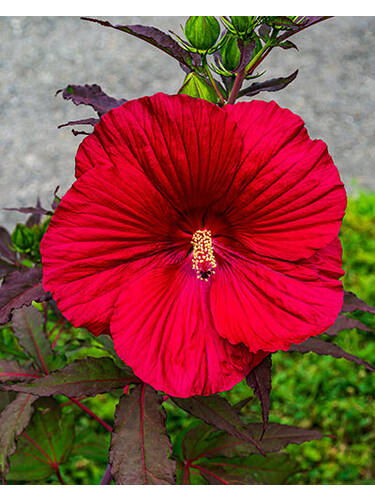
[40,93,346,397]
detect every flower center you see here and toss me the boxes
[191,229,217,281]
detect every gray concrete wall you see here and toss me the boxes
[1,16,374,229]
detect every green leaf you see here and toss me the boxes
[0,393,38,480]
[12,305,54,373]
[175,422,298,485]
[6,397,75,482]
[109,385,175,484]
[72,432,109,463]
[171,394,264,454]
[5,357,139,398]
[195,453,296,485]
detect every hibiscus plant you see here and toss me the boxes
[0,16,374,486]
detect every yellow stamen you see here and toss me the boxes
[191,229,217,281]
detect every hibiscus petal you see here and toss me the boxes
[225,100,346,261]
[76,93,244,217]
[210,238,343,352]
[110,262,267,397]
[41,163,183,335]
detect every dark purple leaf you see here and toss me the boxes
[5,357,139,398]
[246,355,272,435]
[0,227,16,263]
[3,206,48,216]
[249,422,324,453]
[51,186,61,211]
[342,291,375,314]
[238,69,298,97]
[279,40,298,50]
[171,395,264,455]
[12,306,54,373]
[57,117,99,135]
[258,24,271,41]
[82,17,195,69]
[326,313,372,336]
[0,359,39,382]
[278,17,332,42]
[0,259,18,279]
[25,197,44,227]
[56,84,126,117]
[288,337,375,372]
[0,267,50,325]
[109,385,175,484]
[0,393,38,480]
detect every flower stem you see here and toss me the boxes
[203,61,225,105]
[100,464,112,485]
[68,397,113,432]
[227,68,245,105]
[227,40,273,105]
[55,467,65,485]
[51,321,66,349]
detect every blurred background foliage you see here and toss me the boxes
[1,189,374,485]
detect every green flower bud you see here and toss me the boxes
[230,16,253,35]
[11,224,35,252]
[220,35,241,71]
[178,73,218,104]
[185,16,220,51]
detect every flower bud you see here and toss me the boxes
[178,73,218,104]
[220,35,241,71]
[11,224,35,252]
[230,16,253,35]
[185,16,220,51]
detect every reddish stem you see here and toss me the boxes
[68,397,113,432]
[51,322,66,349]
[22,431,54,465]
[227,68,245,105]
[140,384,147,484]
[100,464,112,485]
[55,466,65,485]
[191,464,229,485]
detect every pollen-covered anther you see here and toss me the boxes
[191,229,217,281]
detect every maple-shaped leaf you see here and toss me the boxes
[0,393,38,480]
[288,337,375,372]
[5,357,138,398]
[6,397,75,482]
[56,84,126,117]
[174,422,298,485]
[342,290,375,314]
[171,394,264,454]
[246,355,272,435]
[0,359,39,382]
[326,313,372,336]
[109,385,175,484]
[239,70,298,97]
[12,305,54,374]
[0,227,18,278]
[82,17,196,69]
[0,267,49,325]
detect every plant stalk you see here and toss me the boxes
[100,464,112,485]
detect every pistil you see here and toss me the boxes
[191,229,217,281]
